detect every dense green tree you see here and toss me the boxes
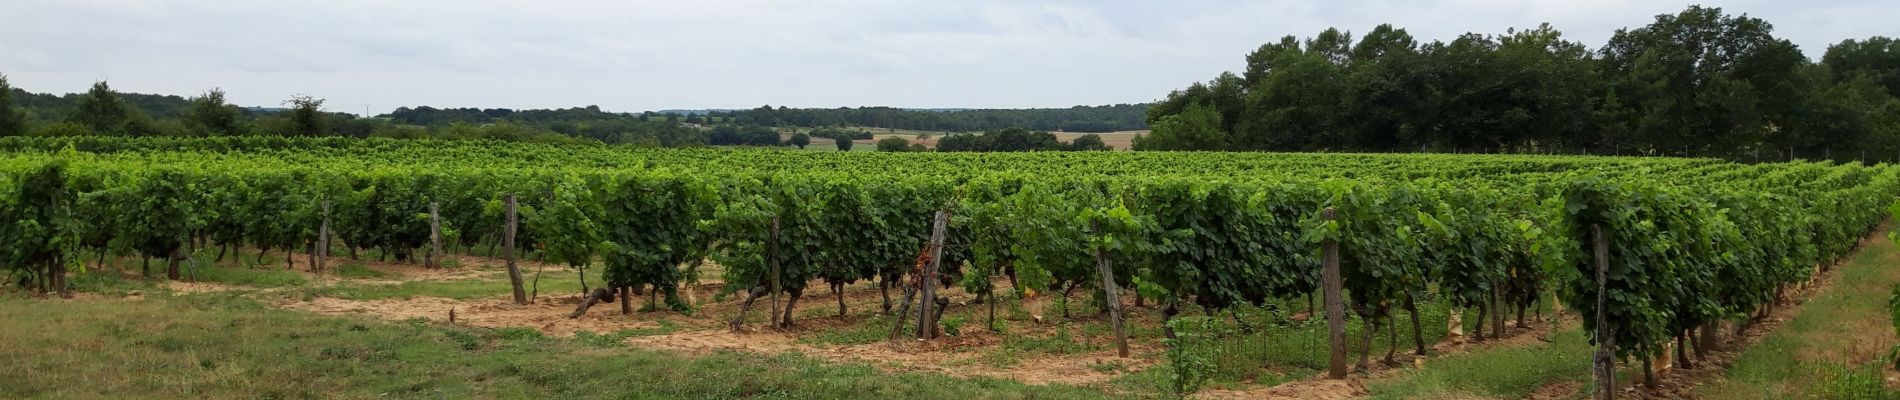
[1234,32,1350,150]
[285,95,327,136]
[809,127,871,140]
[1823,37,1900,98]
[1338,24,1426,150]
[981,128,1061,151]
[1814,38,1900,160]
[67,81,141,135]
[1600,5,1806,157]
[1140,6,1899,160]
[834,135,853,151]
[1789,65,1900,161]
[934,128,1085,152]
[875,136,909,152]
[1134,103,1227,151]
[726,104,1148,132]
[182,88,244,136]
[1494,24,1601,151]
[1067,133,1109,151]
[707,125,781,146]
[936,133,985,152]
[789,131,811,149]
[0,74,24,136]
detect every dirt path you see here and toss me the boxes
[621,328,1156,386]
[279,293,668,337]
[256,261,1161,387]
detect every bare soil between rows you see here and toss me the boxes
[55,229,1890,397]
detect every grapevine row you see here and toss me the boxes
[0,137,1891,375]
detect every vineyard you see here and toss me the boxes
[2,136,1896,398]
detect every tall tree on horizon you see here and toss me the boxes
[0,74,25,136]
[68,81,141,135]
[1822,37,1900,98]
[1599,5,1807,157]
[286,95,327,136]
[184,88,244,136]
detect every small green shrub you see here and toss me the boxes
[942,316,965,336]
[1822,364,1899,400]
[1164,316,1220,399]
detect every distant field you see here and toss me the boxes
[780,127,1146,151]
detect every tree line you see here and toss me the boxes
[0,78,1140,150]
[717,104,1149,133]
[392,104,1151,133]
[0,80,636,144]
[1137,6,1900,162]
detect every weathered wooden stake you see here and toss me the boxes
[888,282,916,341]
[428,202,442,269]
[1093,219,1129,358]
[318,198,330,274]
[504,194,527,305]
[1592,224,1615,400]
[770,217,783,328]
[1323,207,1347,379]
[920,210,948,339]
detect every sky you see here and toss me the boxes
[2,1,1895,116]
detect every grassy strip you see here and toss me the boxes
[191,263,308,287]
[1364,326,1592,399]
[0,291,1143,399]
[1699,237,1900,398]
[1364,229,1900,399]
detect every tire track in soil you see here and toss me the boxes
[278,293,667,338]
[620,327,1158,386]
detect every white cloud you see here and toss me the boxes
[1,0,1892,115]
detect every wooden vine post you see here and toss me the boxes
[1322,207,1348,379]
[769,217,782,328]
[919,210,948,339]
[1093,218,1129,358]
[504,194,527,305]
[1592,224,1615,400]
[317,198,330,274]
[427,202,442,269]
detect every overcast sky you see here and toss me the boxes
[2,1,1894,115]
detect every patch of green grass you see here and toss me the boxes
[0,294,1143,399]
[193,264,307,288]
[574,320,681,348]
[311,271,581,300]
[1818,364,1900,400]
[1004,328,1103,355]
[65,269,157,296]
[1365,326,1593,399]
[1700,236,1900,399]
[804,314,906,346]
[981,347,1025,368]
[1108,366,1174,395]
[1090,359,1129,374]
[1156,297,1458,390]
[332,262,392,279]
